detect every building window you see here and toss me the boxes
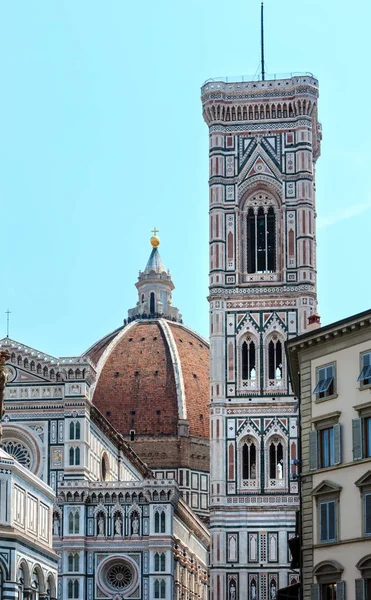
[69,421,81,440]
[319,500,337,543]
[358,351,371,388]
[68,553,80,572]
[246,206,276,273]
[312,561,345,600]
[154,579,166,599]
[154,511,166,533]
[67,579,79,599]
[242,439,257,480]
[241,338,256,381]
[313,363,335,400]
[268,336,283,383]
[154,553,166,572]
[352,417,371,460]
[319,428,335,468]
[69,447,81,466]
[309,424,341,470]
[356,555,371,599]
[68,510,80,534]
[269,440,284,479]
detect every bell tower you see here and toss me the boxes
[201,73,321,599]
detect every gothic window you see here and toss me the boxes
[11,352,16,363]
[69,447,80,466]
[30,360,35,371]
[24,358,29,369]
[67,579,79,599]
[154,579,166,599]
[69,422,81,441]
[68,510,80,534]
[68,553,80,572]
[246,206,276,273]
[50,369,55,380]
[241,338,256,381]
[242,439,257,480]
[37,363,42,374]
[43,366,48,377]
[154,553,166,572]
[68,369,74,379]
[17,355,22,365]
[155,510,166,533]
[150,292,155,314]
[268,337,283,381]
[269,439,284,480]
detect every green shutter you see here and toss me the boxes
[333,423,342,465]
[352,418,363,460]
[337,581,346,600]
[309,430,318,470]
[355,579,365,600]
[365,494,371,535]
[320,502,328,542]
[311,584,320,600]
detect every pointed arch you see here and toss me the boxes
[238,332,258,391]
[238,432,260,491]
[264,431,288,490]
[264,329,286,391]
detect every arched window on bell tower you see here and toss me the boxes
[150,292,155,314]
[242,339,256,380]
[245,196,277,274]
[268,338,283,380]
[239,435,259,491]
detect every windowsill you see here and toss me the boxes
[314,393,339,404]
[360,384,371,392]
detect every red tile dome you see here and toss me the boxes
[86,319,210,439]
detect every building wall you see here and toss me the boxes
[289,314,371,600]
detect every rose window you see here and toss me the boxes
[1,440,32,468]
[107,563,133,590]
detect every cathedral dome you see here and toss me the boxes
[87,319,210,439]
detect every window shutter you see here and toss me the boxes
[320,502,328,542]
[365,493,371,535]
[355,579,365,600]
[333,423,342,465]
[309,430,318,470]
[311,584,320,600]
[328,500,336,541]
[352,418,363,460]
[337,581,346,600]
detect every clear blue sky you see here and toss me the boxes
[1,1,370,357]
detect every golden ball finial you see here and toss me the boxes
[150,227,160,248]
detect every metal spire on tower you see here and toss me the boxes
[261,2,265,81]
